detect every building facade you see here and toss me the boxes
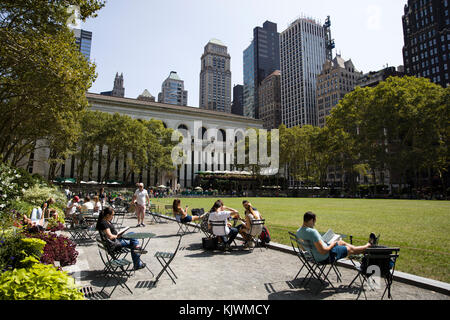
[244,21,280,119]
[101,72,125,98]
[402,0,450,88]
[316,55,361,127]
[243,42,256,118]
[158,71,188,106]
[29,93,264,188]
[258,70,281,130]
[199,39,232,113]
[231,84,244,116]
[280,17,327,128]
[73,28,92,61]
[357,66,405,88]
[137,89,156,102]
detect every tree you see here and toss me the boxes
[0,0,104,166]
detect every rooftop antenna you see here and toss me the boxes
[323,16,335,61]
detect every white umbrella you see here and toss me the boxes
[194,187,203,191]
[157,185,167,188]
[87,181,98,184]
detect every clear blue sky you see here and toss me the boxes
[82,0,407,107]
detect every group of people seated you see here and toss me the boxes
[65,195,103,226]
[172,198,264,251]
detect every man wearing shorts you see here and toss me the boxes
[132,183,150,227]
[296,211,376,263]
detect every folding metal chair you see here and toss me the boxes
[147,204,163,223]
[164,205,173,217]
[297,237,343,292]
[174,214,198,235]
[245,219,266,251]
[96,237,133,297]
[151,235,183,287]
[199,212,213,238]
[288,231,317,283]
[209,220,237,248]
[64,216,87,241]
[112,212,125,228]
[348,247,400,300]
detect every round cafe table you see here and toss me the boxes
[122,232,156,276]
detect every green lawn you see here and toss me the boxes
[151,197,450,283]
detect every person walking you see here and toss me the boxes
[132,183,150,227]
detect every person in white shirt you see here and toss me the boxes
[208,199,243,251]
[66,196,81,225]
[80,195,94,213]
[92,195,102,216]
[132,183,150,227]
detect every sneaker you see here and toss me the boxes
[140,223,146,227]
[134,263,146,270]
[136,224,141,228]
[369,233,379,246]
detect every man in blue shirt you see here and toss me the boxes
[296,211,375,263]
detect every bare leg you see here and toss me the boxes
[338,240,371,255]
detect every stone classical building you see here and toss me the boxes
[316,55,361,127]
[30,93,263,188]
[199,39,232,113]
[258,70,281,130]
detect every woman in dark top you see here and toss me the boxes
[99,188,106,205]
[96,207,146,270]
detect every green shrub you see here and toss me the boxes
[21,185,67,210]
[0,232,46,271]
[0,263,84,300]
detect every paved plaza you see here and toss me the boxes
[62,214,449,301]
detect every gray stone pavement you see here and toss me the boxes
[62,214,449,300]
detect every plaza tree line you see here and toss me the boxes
[0,0,177,183]
[275,76,450,196]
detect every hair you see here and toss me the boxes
[303,211,316,223]
[84,195,91,202]
[172,199,182,214]
[93,195,99,202]
[96,207,114,230]
[210,199,223,213]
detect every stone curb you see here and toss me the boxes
[150,212,450,296]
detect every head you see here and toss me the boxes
[93,195,99,202]
[138,183,144,191]
[96,207,114,229]
[48,198,56,205]
[73,196,80,203]
[242,200,254,214]
[303,211,316,228]
[172,199,181,213]
[210,199,224,213]
[84,195,91,202]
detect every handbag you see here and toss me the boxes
[106,238,123,252]
[202,237,217,250]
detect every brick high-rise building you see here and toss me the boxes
[199,39,232,113]
[258,70,281,129]
[316,55,361,127]
[402,0,450,87]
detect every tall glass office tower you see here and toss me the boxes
[73,28,92,61]
[243,42,255,118]
[243,21,280,119]
[280,17,326,127]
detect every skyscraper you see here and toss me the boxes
[280,17,327,128]
[259,70,281,130]
[73,28,92,61]
[243,42,255,118]
[231,84,244,116]
[402,0,450,88]
[158,71,188,106]
[100,72,125,98]
[316,55,361,127]
[243,21,280,119]
[199,39,232,113]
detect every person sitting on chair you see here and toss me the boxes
[96,207,146,270]
[172,199,205,224]
[238,200,263,249]
[208,199,243,251]
[296,211,377,264]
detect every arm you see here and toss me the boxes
[104,227,119,240]
[314,240,338,255]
